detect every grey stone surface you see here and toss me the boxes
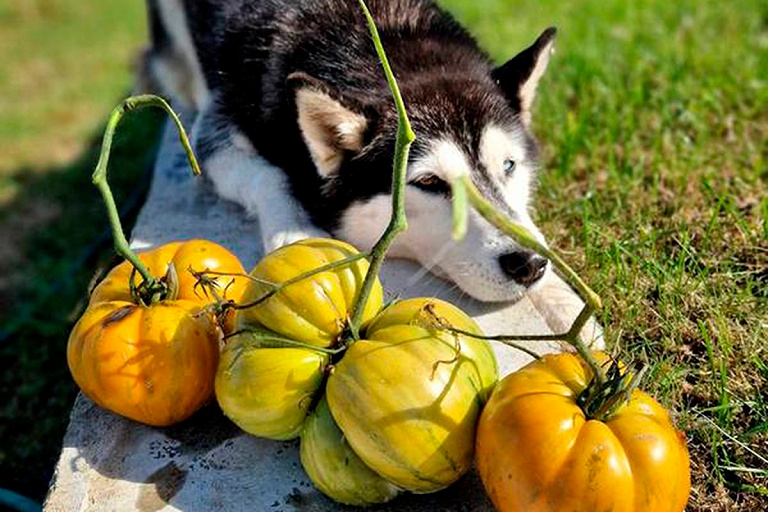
[45,120,603,511]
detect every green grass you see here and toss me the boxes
[1,0,766,509]
[0,0,161,502]
[441,0,767,509]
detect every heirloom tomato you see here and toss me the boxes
[300,397,401,506]
[235,238,383,347]
[216,329,328,440]
[326,298,498,494]
[476,352,690,512]
[68,240,246,427]
[67,295,219,426]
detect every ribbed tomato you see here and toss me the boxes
[326,298,498,493]
[300,397,401,506]
[476,352,691,512]
[215,330,328,440]
[68,240,246,426]
[216,238,381,439]
[67,299,219,427]
[235,238,383,347]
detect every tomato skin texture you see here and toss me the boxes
[300,397,401,506]
[326,298,498,494]
[235,238,383,347]
[475,352,691,512]
[67,299,219,427]
[215,336,328,440]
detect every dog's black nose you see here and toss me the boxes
[499,252,548,287]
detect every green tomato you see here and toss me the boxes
[301,397,401,506]
[216,330,328,440]
[326,298,498,493]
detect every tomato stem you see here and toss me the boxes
[346,1,604,385]
[347,0,416,339]
[597,364,648,420]
[575,359,648,420]
[92,94,201,301]
[418,303,543,360]
[451,177,469,240]
[435,327,544,360]
[228,329,346,356]
[459,176,606,385]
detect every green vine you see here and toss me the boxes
[92,94,201,304]
[343,0,608,390]
[232,253,370,311]
[451,176,607,385]
[345,0,416,340]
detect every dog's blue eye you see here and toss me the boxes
[503,159,517,175]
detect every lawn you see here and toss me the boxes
[0,0,162,503]
[1,0,765,510]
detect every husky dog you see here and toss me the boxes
[143,0,557,302]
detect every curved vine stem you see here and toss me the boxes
[436,325,543,360]
[345,1,603,385]
[92,94,201,296]
[458,175,607,385]
[226,329,346,356]
[346,0,416,339]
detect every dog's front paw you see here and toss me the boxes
[263,228,331,253]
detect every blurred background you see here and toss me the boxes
[0,0,765,510]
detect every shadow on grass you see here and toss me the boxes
[0,103,164,502]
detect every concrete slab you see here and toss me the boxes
[45,118,603,512]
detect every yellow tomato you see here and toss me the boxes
[235,238,383,347]
[326,298,498,493]
[67,240,246,426]
[215,330,328,440]
[476,352,691,512]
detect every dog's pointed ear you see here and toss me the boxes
[493,27,556,123]
[289,72,368,177]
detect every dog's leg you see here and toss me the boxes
[192,104,329,253]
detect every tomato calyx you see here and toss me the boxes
[129,263,180,306]
[576,359,647,422]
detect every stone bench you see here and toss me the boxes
[44,117,602,511]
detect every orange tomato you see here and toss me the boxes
[475,352,690,512]
[90,239,248,327]
[67,299,219,426]
[68,240,247,426]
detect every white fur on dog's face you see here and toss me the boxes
[338,124,549,302]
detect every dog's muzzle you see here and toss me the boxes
[498,251,549,287]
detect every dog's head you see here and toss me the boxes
[290,28,556,302]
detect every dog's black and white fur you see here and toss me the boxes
[142,0,557,302]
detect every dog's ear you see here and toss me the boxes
[288,72,368,177]
[493,27,556,123]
